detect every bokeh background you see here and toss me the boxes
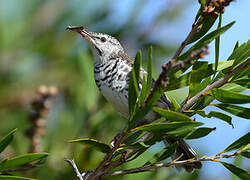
[0,0,249,179]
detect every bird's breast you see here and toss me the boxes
[94,60,131,118]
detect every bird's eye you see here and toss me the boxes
[100,37,106,42]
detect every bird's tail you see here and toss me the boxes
[164,138,202,172]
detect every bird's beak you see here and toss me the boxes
[66,25,92,40]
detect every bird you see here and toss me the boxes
[67,25,202,172]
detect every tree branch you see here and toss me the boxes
[87,129,128,180]
[103,151,240,177]
[64,158,84,180]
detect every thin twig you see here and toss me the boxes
[64,158,84,180]
[103,151,239,177]
[180,58,250,111]
[87,130,128,180]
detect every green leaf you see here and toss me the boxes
[0,129,17,154]
[146,46,153,98]
[233,41,239,52]
[234,79,250,89]
[134,121,203,133]
[188,16,217,44]
[169,96,180,111]
[206,111,232,126]
[214,14,222,79]
[128,66,139,117]
[166,60,234,91]
[230,68,250,82]
[221,83,249,93]
[134,51,142,85]
[167,72,190,91]
[240,150,250,158]
[192,96,215,110]
[68,138,111,153]
[187,110,232,126]
[147,143,177,165]
[128,105,152,129]
[123,131,144,145]
[228,39,250,68]
[0,153,48,170]
[213,104,250,119]
[185,127,216,139]
[210,88,250,104]
[223,132,250,153]
[155,143,177,162]
[189,61,208,97]
[219,161,250,180]
[153,107,192,121]
[179,21,235,60]
[214,60,234,71]
[167,128,194,139]
[0,176,37,180]
[122,142,149,150]
[242,144,250,151]
[138,74,147,106]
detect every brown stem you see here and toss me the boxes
[87,130,128,180]
[103,151,239,177]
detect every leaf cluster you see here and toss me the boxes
[0,129,48,179]
[69,2,250,178]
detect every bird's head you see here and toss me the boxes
[67,26,124,62]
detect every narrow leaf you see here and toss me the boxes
[134,121,203,133]
[233,41,239,52]
[234,79,250,89]
[147,143,177,165]
[223,132,250,153]
[0,176,37,180]
[213,104,250,119]
[189,61,208,97]
[188,16,217,44]
[169,97,180,111]
[211,88,250,104]
[188,110,233,126]
[138,74,147,106]
[221,83,249,93]
[207,111,233,126]
[146,46,153,97]
[68,138,111,153]
[0,153,48,170]
[134,51,142,84]
[167,60,234,91]
[178,21,235,60]
[241,151,250,158]
[186,127,216,139]
[214,14,222,79]
[228,39,250,68]
[0,129,17,153]
[153,107,192,121]
[219,161,250,180]
[128,105,152,129]
[128,67,139,116]
[123,131,144,145]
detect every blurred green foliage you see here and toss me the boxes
[0,1,249,180]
